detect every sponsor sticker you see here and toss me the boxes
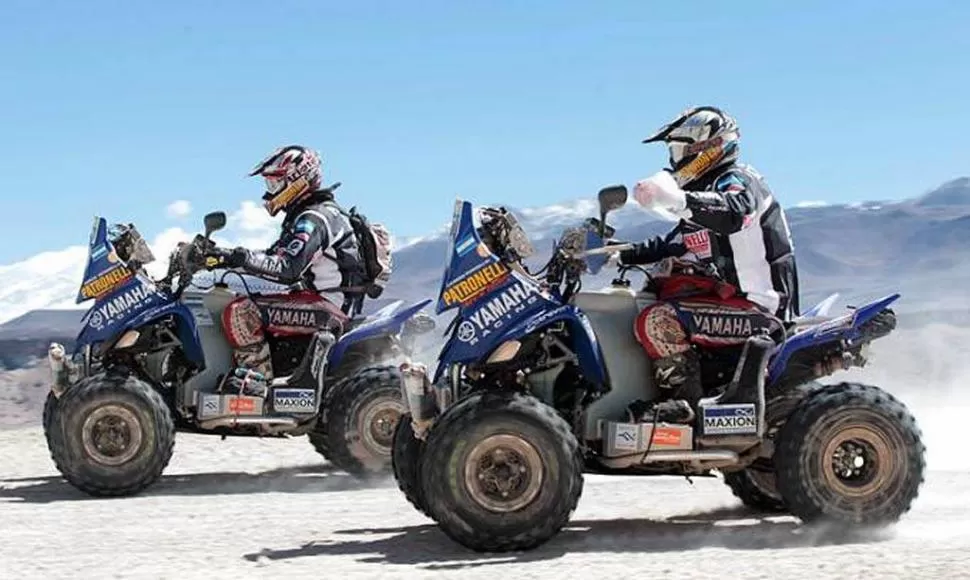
[441,262,510,307]
[198,394,221,419]
[273,388,316,414]
[456,281,542,346]
[87,283,156,330]
[457,320,477,343]
[455,235,477,257]
[266,307,320,328]
[702,403,757,435]
[683,230,712,259]
[612,423,639,451]
[228,396,257,414]
[690,312,755,338]
[651,426,685,447]
[80,264,133,300]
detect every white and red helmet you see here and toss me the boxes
[642,106,740,187]
[249,145,323,217]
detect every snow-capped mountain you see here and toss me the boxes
[1,177,969,336]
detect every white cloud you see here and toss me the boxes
[795,200,830,208]
[166,200,192,219]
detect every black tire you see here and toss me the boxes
[42,391,70,475]
[312,365,406,478]
[391,412,430,518]
[774,382,926,527]
[723,465,787,512]
[50,372,176,497]
[720,380,828,513]
[43,391,60,447]
[419,391,584,553]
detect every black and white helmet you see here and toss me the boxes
[642,106,740,188]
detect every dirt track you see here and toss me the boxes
[1,426,968,580]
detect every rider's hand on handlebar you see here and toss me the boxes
[203,246,246,270]
[618,237,686,266]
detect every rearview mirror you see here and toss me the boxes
[204,211,227,238]
[596,185,628,238]
[597,185,628,214]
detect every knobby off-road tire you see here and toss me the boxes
[723,465,787,512]
[50,372,176,497]
[312,365,406,478]
[391,412,430,518]
[43,391,70,475]
[774,382,926,527]
[721,380,829,513]
[419,391,584,553]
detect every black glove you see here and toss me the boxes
[618,236,686,265]
[204,247,247,270]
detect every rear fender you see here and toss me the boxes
[767,293,900,385]
[433,304,607,389]
[328,299,432,368]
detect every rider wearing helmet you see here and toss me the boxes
[206,145,369,395]
[618,106,800,423]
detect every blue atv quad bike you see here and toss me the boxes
[43,211,434,497]
[391,187,925,553]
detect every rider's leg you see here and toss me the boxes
[633,302,703,423]
[221,296,274,393]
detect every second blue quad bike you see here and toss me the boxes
[44,210,435,497]
[392,186,926,552]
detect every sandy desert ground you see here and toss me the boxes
[0,424,968,580]
[3,323,970,579]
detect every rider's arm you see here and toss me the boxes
[618,234,683,265]
[682,171,758,235]
[233,213,331,284]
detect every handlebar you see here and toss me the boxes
[581,243,636,257]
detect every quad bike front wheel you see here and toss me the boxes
[49,372,176,497]
[391,412,430,518]
[312,365,406,478]
[419,391,584,553]
[774,382,926,527]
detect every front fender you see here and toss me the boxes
[433,304,607,389]
[328,299,433,367]
[75,300,205,367]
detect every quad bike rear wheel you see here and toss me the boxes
[419,391,584,553]
[722,463,787,512]
[774,382,925,527]
[49,372,176,497]
[391,412,430,518]
[311,365,406,478]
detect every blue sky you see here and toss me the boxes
[1,0,967,263]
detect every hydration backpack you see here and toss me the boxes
[322,198,393,299]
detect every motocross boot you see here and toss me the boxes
[649,350,703,424]
[222,342,274,397]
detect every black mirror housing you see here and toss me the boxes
[597,185,628,214]
[203,211,227,237]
